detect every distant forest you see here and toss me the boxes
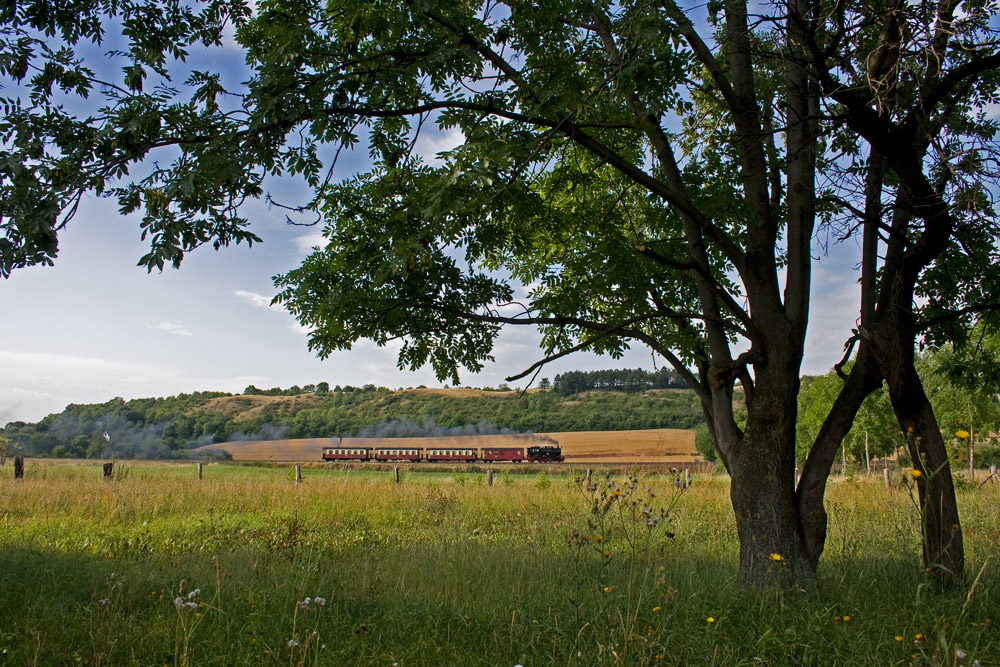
[1,368,703,460]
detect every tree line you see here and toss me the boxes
[551,368,686,396]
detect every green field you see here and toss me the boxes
[1,460,997,666]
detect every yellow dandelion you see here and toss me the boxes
[594,535,603,542]
[894,636,903,642]
[195,612,202,618]
[603,586,616,594]
[612,489,622,496]
[915,634,923,640]
[907,426,915,433]
[707,617,715,623]
[653,606,662,612]
[955,430,970,439]
[769,553,784,561]
[843,616,851,622]
[603,549,611,557]
[909,469,922,478]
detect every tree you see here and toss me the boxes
[798,371,898,468]
[5,0,1000,587]
[0,434,19,465]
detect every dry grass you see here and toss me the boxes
[203,428,699,463]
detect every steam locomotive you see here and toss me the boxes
[322,444,564,463]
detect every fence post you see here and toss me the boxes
[103,462,114,481]
[394,466,400,484]
[295,465,302,484]
[684,468,691,488]
[197,462,203,481]
[586,469,592,485]
[992,464,997,480]
[13,455,23,480]
[487,469,493,487]
[884,468,890,490]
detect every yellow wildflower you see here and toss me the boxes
[769,553,784,561]
[707,617,715,623]
[909,469,922,478]
[603,550,610,557]
[843,616,851,622]
[955,429,970,439]
[594,535,603,542]
[915,634,923,640]
[653,606,662,612]
[894,636,903,642]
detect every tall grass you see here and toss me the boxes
[0,460,996,665]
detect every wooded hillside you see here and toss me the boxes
[1,383,704,459]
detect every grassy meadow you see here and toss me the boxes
[0,460,997,666]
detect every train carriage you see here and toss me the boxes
[322,447,371,461]
[425,448,477,462]
[481,447,524,463]
[373,447,423,462]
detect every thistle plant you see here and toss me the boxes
[568,470,686,663]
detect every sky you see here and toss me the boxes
[0,7,867,425]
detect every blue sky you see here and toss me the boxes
[0,6,865,424]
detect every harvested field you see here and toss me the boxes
[201,428,699,463]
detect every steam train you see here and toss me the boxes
[322,444,564,463]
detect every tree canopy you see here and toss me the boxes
[4,0,1000,587]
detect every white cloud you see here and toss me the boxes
[149,322,193,337]
[293,228,327,255]
[414,125,465,166]
[233,289,277,310]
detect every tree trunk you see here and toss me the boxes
[726,356,815,589]
[797,347,883,569]
[731,441,814,589]
[884,368,965,585]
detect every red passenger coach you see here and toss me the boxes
[426,448,477,462]
[374,447,423,462]
[481,447,524,463]
[322,447,371,461]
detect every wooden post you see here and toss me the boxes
[13,455,24,480]
[103,462,113,481]
[394,466,400,484]
[197,462,203,480]
[865,432,870,475]
[295,465,302,484]
[884,468,890,490]
[992,464,997,480]
[586,469,592,484]
[487,469,493,487]
[684,468,691,488]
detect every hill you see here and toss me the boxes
[2,385,706,460]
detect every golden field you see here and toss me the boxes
[204,428,699,463]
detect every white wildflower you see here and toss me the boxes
[187,589,200,600]
[287,639,299,648]
[956,649,968,660]
[313,597,326,606]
